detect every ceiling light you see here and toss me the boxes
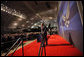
[34,23,37,25]
[18,18,22,21]
[36,13,41,18]
[22,24,25,27]
[13,23,18,26]
[31,26,34,28]
[36,13,39,16]
[1,4,26,19]
[26,21,29,23]
[30,18,34,20]
[49,17,53,19]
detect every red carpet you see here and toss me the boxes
[8,35,83,56]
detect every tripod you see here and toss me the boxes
[38,34,46,56]
[5,37,24,56]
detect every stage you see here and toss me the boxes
[8,35,83,56]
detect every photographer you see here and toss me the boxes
[41,22,48,45]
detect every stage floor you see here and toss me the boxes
[8,35,83,56]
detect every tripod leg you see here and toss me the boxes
[41,46,43,56]
[38,43,42,56]
[5,38,21,56]
[11,41,22,56]
[22,40,24,56]
[44,46,46,56]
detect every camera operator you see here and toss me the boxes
[41,22,48,45]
